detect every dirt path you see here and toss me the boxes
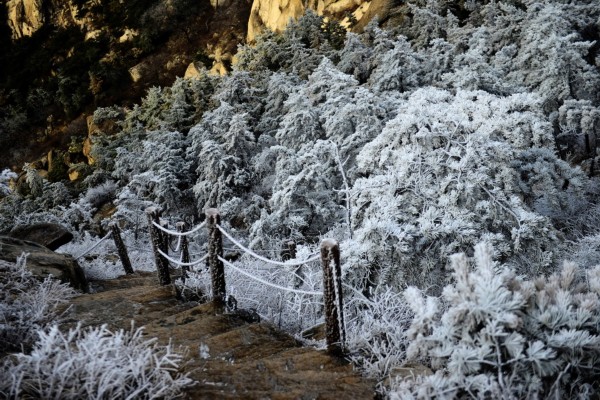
[62,272,376,399]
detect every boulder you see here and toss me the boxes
[9,223,74,250]
[184,62,204,80]
[247,0,307,43]
[0,236,88,292]
[6,0,45,39]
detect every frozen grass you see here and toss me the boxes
[0,324,193,399]
[345,286,412,380]
[0,255,75,356]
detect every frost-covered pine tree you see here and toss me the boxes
[395,243,600,399]
[346,87,587,292]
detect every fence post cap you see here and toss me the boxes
[175,221,187,229]
[145,206,161,215]
[321,238,339,250]
[205,208,220,216]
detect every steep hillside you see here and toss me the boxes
[0,0,252,171]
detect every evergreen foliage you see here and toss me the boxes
[0,324,192,399]
[2,1,600,395]
[0,256,75,356]
[395,243,600,399]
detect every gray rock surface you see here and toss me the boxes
[9,223,73,250]
[0,236,88,292]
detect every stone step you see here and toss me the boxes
[63,273,376,399]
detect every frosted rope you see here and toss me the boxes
[152,220,206,237]
[174,236,182,252]
[329,253,346,346]
[217,225,321,266]
[157,249,208,267]
[75,233,112,259]
[219,256,322,296]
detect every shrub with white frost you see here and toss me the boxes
[0,324,193,399]
[346,286,412,380]
[0,255,75,356]
[394,243,600,399]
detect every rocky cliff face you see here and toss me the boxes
[6,0,94,39]
[6,0,45,39]
[247,0,392,42]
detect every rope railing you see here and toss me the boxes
[151,220,206,237]
[157,249,208,267]
[218,256,322,297]
[75,232,112,259]
[216,224,321,267]
[144,206,346,354]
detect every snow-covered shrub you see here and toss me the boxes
[346,286,412,379]
[82,180,117,209]
[394,243,600,399]
[0,255,75,356]
[0,324,193,399]
[112,129,194,216]
[235,10,341,78]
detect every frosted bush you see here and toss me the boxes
[346,286,412,379]
[82,180,117,208]
[394,243,600,399]
[0,255,75,356]
[0,324,193,399]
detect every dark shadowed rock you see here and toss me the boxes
[9,223,73,250]
[0,236,88,292]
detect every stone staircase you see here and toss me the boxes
[63,272,376,399]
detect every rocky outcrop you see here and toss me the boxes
[247,0,307,43]
[184,62,205,79]
[6,0,98,40]
[246,0,389,42]
[0,236,88,292]
[9,222,73,250]
[6,0,45,39]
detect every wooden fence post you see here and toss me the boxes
[109,222,133,274]
[176,221,191,282]
[206,208,225,312]
[146,207,171,285]
[159,219,169,259]
[283,241,304,290]
[320,238,345,355]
